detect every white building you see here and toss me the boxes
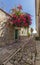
[0,9,31,45]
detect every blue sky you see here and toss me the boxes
[0,0,36,29]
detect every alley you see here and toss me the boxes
[0,36,36,65]
[36,40,40,65]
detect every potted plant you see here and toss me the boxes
[8,5,32,28]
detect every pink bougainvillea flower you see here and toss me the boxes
[17,5,22,10]
[26,14,31,21]
[12,14,17,18]
[8,5,32,27]
[14,20,17,23]
[23,18,26,21]
[17,23,20,27]
[30,21,32,25]
[17,18,20,23]
[24,23,28,27]
[20,14,24,18]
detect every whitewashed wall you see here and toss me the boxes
[19,27,31,36]
[19,27,28,36]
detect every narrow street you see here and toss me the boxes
[0,37,40,65]
[0,36,37,65]
[36,40,40,65]
[0,36,40,65]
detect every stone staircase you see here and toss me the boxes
[0,37,37,65]
[35,41,40,65]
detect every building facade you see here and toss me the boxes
[0,9,31,46]
[0,9,15,45]
[35,0,40,36]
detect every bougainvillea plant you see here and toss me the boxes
[8,5,32,28]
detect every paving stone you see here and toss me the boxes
[36,61,40,65]
[36,40,40,65]
[0,36,36,65]
[6,62,13,65]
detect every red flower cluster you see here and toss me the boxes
[9,5,32,27]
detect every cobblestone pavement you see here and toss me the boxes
[0,36,37,65]
[35,40,40,65]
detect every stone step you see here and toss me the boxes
[1,52,10,61]
[36,57,40,61]
[0,36,36,65]
[36,61,40,65]
[6,62,13,65]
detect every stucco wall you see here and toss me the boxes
[19,27,28,36]
[19,27,31,36]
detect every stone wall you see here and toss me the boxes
[0,24,15,46]
[3,24,15,44]
[0,10,15,46]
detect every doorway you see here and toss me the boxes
[15,29,18,40]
